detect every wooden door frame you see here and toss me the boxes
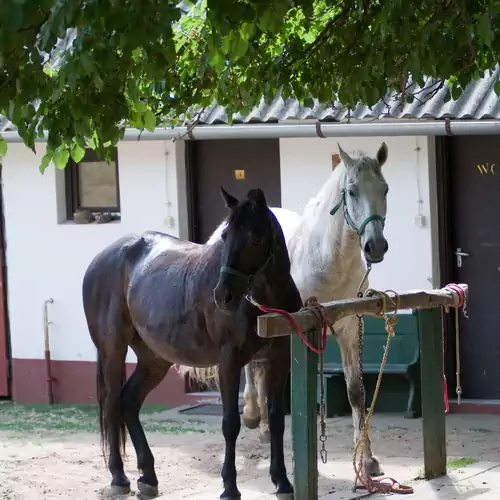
[183,140,202,392]
[0,163,11,398]
[184,141,197,243]
[434,135,460,397]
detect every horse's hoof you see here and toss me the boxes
[259,428,271,443]
[220,487,241,499]
[101,484,131,497]
[242,412,261,430]
[137,481,158,498]
[276,493,294,500]
[274,479,293,498]
[365,455,384,477]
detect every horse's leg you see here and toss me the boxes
[336,318,383,477]
[254,363,270,443]
[242,362,261,430]
[96,346,130,494]
[121,337,171,498]
[263,345,293,498]
[219,350,243,499]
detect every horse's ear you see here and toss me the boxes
[338,143,354,169]
[377,142,388,167]
[247,188,267,208]
[220,186,239,210]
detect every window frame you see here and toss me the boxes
[64,147,121,221]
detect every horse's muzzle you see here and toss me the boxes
[362,236,389,264]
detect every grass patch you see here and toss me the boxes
[0,403,208,435]
[447,457,478,469]
[414,456,479,480]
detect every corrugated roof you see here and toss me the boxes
[196,67,500,124]
[2,63,499,133]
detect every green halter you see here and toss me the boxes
[329,176,386,235]
[220,251,274,287]
[220,232,275,288]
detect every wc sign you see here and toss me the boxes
[476,163,496,175]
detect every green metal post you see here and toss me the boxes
[291,329,319,500]
[417,308,447,479]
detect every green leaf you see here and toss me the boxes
[476,13,494,46]
[39,151,54,174]
[240,22,254,41]
[303,97,315,108]
[208,48,226,72]
[231,35,249,61]
[258,10,274,32]
[70,143,85,163]
[144,109,157,132]
[0,136,7,157]
[303,31,316,44]
[221,34,232,55]
[443,89,452,103]
[53,148,70,170]
[451,85,462,101]
[6,4,23,31]
[494,81,500,97]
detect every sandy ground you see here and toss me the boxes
[0,405,499,500]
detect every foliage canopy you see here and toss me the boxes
[0,0,499,171]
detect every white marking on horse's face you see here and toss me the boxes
[339,142,389,263]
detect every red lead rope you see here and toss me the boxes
[245,294,330,354]
[247,282,467,415]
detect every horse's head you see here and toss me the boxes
[213,186,279,313]
[334,142,389,264]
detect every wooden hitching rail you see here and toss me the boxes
[257,285,468,500]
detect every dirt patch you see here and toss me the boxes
[0,404,498,499]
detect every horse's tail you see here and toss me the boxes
[96,352,127,464]
[175,365,220,391]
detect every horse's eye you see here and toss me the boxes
[252,236,262,246]
[384,187,389,196]
[221,231,227,241]
[347,189,356,197]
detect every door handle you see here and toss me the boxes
[455,248,470,268]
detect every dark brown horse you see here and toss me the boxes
[83,187,302,499]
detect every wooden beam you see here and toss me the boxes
[257,285,468,339]
[418,308,447,478]
[291,331,319,500]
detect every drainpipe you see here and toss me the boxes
[43,298,54,405]
[3,118,500,142]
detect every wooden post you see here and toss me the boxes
[418,308,447,479]
[291,329,319,500]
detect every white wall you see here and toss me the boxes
[2,140,186,362]
[279,136,434,292]
[2,133,437,363]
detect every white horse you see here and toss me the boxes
[203,141,390,477]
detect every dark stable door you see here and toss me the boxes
[188,138,282,393]
[449,135,500,400]
[191,139,281,244]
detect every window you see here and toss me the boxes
[65,148,121,222]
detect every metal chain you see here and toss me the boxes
[462,295,469,319]
[353,263,370,482]
[319,349,327,463]
[356,263,371,416]
[318,263,372,466]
